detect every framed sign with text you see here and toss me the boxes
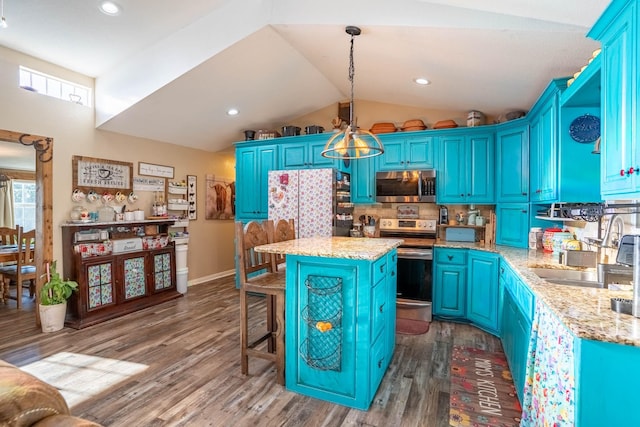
[138,162,174,179]
[72,155,133,193]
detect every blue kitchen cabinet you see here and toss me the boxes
[235,142,279,219]
[433,248,467,318]
[279,134,337,170]
[438,130,495,204]
[285,250,396,410]
[496,120,529,202]
[377,133,436,171]
[466,251,499,334]
[499,261,534,402]
[529,79,564,203]
[352,156,376,203]
[589,0,638,199]
[496,203,529,248]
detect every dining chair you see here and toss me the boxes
[269,218,296,272]
[0,228,36,309]
[236,220,286,385]
[0,225,20,304]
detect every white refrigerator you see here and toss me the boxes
[268,168,351,238]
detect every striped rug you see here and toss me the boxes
[449,346,522,427]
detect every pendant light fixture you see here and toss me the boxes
[1,0,8,29]
[322,26,384,160]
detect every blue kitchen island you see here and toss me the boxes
[256,236,402,410]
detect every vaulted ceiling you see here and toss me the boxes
[0,0,610,155]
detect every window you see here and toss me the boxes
[19,66,92,107]
[13,180,36,232]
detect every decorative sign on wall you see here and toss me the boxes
[205,174,235,220]
[138,162,174,179]
[187,175,197,220]
[133,176,166,192]
[73,156,133,193]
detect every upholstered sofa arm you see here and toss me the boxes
[0,360,102,426]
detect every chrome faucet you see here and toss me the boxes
[602,214,625,248]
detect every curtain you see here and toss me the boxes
[0,178,15,228]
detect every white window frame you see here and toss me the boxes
[19,66,92,107]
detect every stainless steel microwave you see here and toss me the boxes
[376,170,436,203]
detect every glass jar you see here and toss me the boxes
[529,227,543,250]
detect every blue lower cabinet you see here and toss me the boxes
[433,248,467,318]
[499,262,534,402]
[466,251,499,333]
[285,251,396,410]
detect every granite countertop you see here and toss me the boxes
[435,241,640,347]
[255,236,403,261]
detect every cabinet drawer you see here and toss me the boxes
[372,279,386,341]
[435,249,467,265]
[372,256,388,285]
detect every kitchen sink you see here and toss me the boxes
[529,267,604,288]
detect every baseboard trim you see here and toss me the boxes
[189,269,235,287]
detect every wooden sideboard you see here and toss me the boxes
[61,219,182,329]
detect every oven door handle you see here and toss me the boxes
[397,248,433,260]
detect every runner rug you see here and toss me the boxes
[449,346,522,427]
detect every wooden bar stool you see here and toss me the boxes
[268,219,295,272]
[236,220,286,385]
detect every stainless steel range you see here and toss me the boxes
[379,218,436,322]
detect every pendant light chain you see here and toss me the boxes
[348,33,355,130]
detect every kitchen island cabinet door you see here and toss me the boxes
[466,251,499,333]
[496,121,529,202]
[285,252,395,410]
[235,143,278,219]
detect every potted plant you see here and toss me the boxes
[39,260,78,333]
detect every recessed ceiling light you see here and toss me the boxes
[100,1,121,16]
[414,77,430,85]
[227,108,239,116]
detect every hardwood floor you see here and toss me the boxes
[0,276,503,427]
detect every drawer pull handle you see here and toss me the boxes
[378,358,383,368]
[380,265,385,273]
[447,255,453,261]
[391,271,395,277]
[379,302,385,313]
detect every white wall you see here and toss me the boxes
[0,46,237,284]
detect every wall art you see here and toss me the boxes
[73,155,133,193]
[187,175,197,220]
[138,162,174,179]
[205,174,235,220]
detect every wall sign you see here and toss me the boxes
[187,175,197,220]
[138,162,174,178]
[73,155,133,193]
[133,176,166,192]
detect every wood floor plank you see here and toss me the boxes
[0,276,505,427]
